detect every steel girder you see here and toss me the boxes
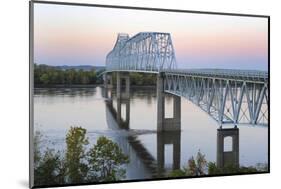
[106,32,177,72]
[164,73,268,126]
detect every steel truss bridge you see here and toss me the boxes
[104,32,269,127]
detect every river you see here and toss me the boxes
[34,86,268,180]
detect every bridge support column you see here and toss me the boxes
[116,98,130,129]
[217,127,239,169]
[157,74,181,132]
[157,131,181,175]
[116,72,130,100]
[104,73,113,89]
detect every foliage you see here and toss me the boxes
[168,169,186,177]
[65,127,89,183]
[109,72,156,86]
[129,73,156,86]
[87,136,129,181]
[169,150,268,178]
[34,64,157,86]
[168,150,207,177]
[34,148,62,186]
[34,64,103,86]
[185,150,208,176]
[208,162,267,175]
[33,127,129,186]
[34,130,42,168]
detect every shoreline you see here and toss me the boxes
[34,84,156,89]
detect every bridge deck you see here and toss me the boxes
[164,69,268,83]
[103,68,268,83]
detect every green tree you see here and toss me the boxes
[87,136,129,182]
[34,130,42,168]
[33,127,130,185]
[168,169,186,177]
[207,162,265,175]
[39,73,49,85]
[169,150,208,177]
[65,127,89,183]
[89,70,97,84]
[185,150,207,176]
[34,148,62,186]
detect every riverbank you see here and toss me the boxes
[34,84,156,89]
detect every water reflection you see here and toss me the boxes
[105,98,130,130]
[35,88,97,97]
[104,87,182,177]
[217,127,239,169]
[157,131,181,175]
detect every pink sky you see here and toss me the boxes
[34,3,268,70]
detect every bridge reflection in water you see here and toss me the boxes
[103,86,181,177]
[217,127,239,169]
[102,87,241,177]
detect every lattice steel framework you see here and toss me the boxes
[104,32,269,126]
[163,70,268,126]
[106,32,177,72]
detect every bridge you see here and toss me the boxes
[103,88,240,175]
[103,32,269,131]
[104,94,181,177]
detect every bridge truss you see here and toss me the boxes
[106,32,177,72]
[105,32,269,127]
[163,70,268,126]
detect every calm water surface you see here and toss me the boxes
[34,87,268,180]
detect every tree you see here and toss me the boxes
[185,150,207,176]
[87,136,129,182]
[39,73,49,85]
[207,162,265,175]
[34,148,62,186]
[169,150,208,177]
[65,127,89,183]
[34,130,42,168]
[168,169,186,177]
[33,127,130,186]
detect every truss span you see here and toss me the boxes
[106,32,177,72]
[163,72,268,126]
[105,32,269,126]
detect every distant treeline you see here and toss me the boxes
[116,72,157,86]
[34,64,104,86]
[34,64,157,87]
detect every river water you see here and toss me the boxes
[34,86,268,180]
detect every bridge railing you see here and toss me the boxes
[163,69,268,83]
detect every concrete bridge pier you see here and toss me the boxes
[217,127,239,169]
[103,73,113,89]
[116,72,130,100]
[157,74,181,132]
[157,131,181,175]
[103,73,113,106]
[116,98,130,129]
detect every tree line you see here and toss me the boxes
[169,151,268,177]
[34,127,129,187]
[34,64,157,87]
[108,72,157,86]
[34,64,104,86]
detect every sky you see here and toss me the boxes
[34,3,268,70]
